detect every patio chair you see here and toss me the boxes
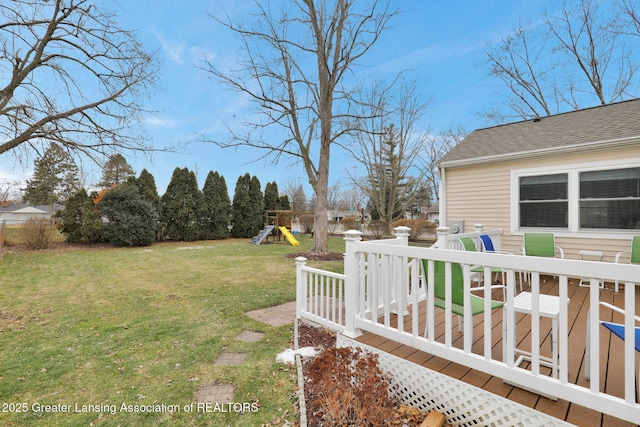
[614,235,640,292]
[585,302,640,400]
[522,232,564,259]
[522,232,565,285]
[459,237,507,296]
[479,234,526,291]
[421,259,505,342]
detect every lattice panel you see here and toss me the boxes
[337,335,574,427]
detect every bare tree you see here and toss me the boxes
[346,80,430,233]
[484,0,638,123]
[419,128,465,203]
[326,183,343,211]
[485,21,556,122]
[202,0,397,254]
[282,179,308,213]
[0,182,13,203]
[620,0,640,35]
[547,0,636,106]
[0,0,158,160]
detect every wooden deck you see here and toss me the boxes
[353,277,640,427]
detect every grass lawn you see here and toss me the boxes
[0,234,345,426]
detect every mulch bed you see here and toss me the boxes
[297,322,337,426]
[287,252,344,261]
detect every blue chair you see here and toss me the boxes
[585,302,640,400]
[479,234,497,253]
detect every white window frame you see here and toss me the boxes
[510,158,640,237]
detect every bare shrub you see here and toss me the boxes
[23,218,56,250]
[340,216,358,232]
[298,215,315,234]
[392,219,437,241]
[327,220,340,235]
[306,347,397,426]
[367,220,387,239]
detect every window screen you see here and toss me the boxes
[579,168,640,229]
[519,174,568,228]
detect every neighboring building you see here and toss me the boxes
[328,209,369,223]
[426,200,439,225]
[437,98,640,260]
[0,203,60,225]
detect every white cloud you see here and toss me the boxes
[151,27,188,65]
[145,115,179,127]
[0,167,30,184]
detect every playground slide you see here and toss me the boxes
[278,226,300,247]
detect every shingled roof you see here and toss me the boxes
[439,98,640,166]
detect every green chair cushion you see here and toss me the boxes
[524,233,556,257]
[434,294,504,316]
[422,259,504,316]
[631,236,640,264]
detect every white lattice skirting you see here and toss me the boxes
[337,335,575,427]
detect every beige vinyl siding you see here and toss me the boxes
[443,145,640,260]
[444,163,511,232]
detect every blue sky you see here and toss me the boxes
[2,0,556,197]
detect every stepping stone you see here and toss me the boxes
[196,384,234,403]
[214,352,246,366]
[235,331,266,343]
[245,301,296,327]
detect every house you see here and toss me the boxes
[437,99,640,261]
[425,199,439,225]
[293,100,640,424]
[0,203,60,225]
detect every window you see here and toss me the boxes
[519,174,568,228]
[579,168,640,229]
[514,165,640,232]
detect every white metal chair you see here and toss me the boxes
[459,236,506,296]
[479,234,526,292]
[614,235,640,292]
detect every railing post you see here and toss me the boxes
[436,226,450,249]
[295,256,308,320]
[473,224,484,250]
[393,226,411,246]
[343,229,363,338]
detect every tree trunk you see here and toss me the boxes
[312,182,329,254]
[310,129,331,254]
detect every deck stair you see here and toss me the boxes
[249,225,275,245]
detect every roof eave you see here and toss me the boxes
[438,136,640,169]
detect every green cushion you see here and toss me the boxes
[461,237,503,275]
[434,294,504,316]
[524,233,556,257]
[631,236,640,265]
[471,266,504,274]
[421,259,504,316]
[459,237,476,252]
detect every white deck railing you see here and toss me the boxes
[295,258,346,331]
[295,226,640,425]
